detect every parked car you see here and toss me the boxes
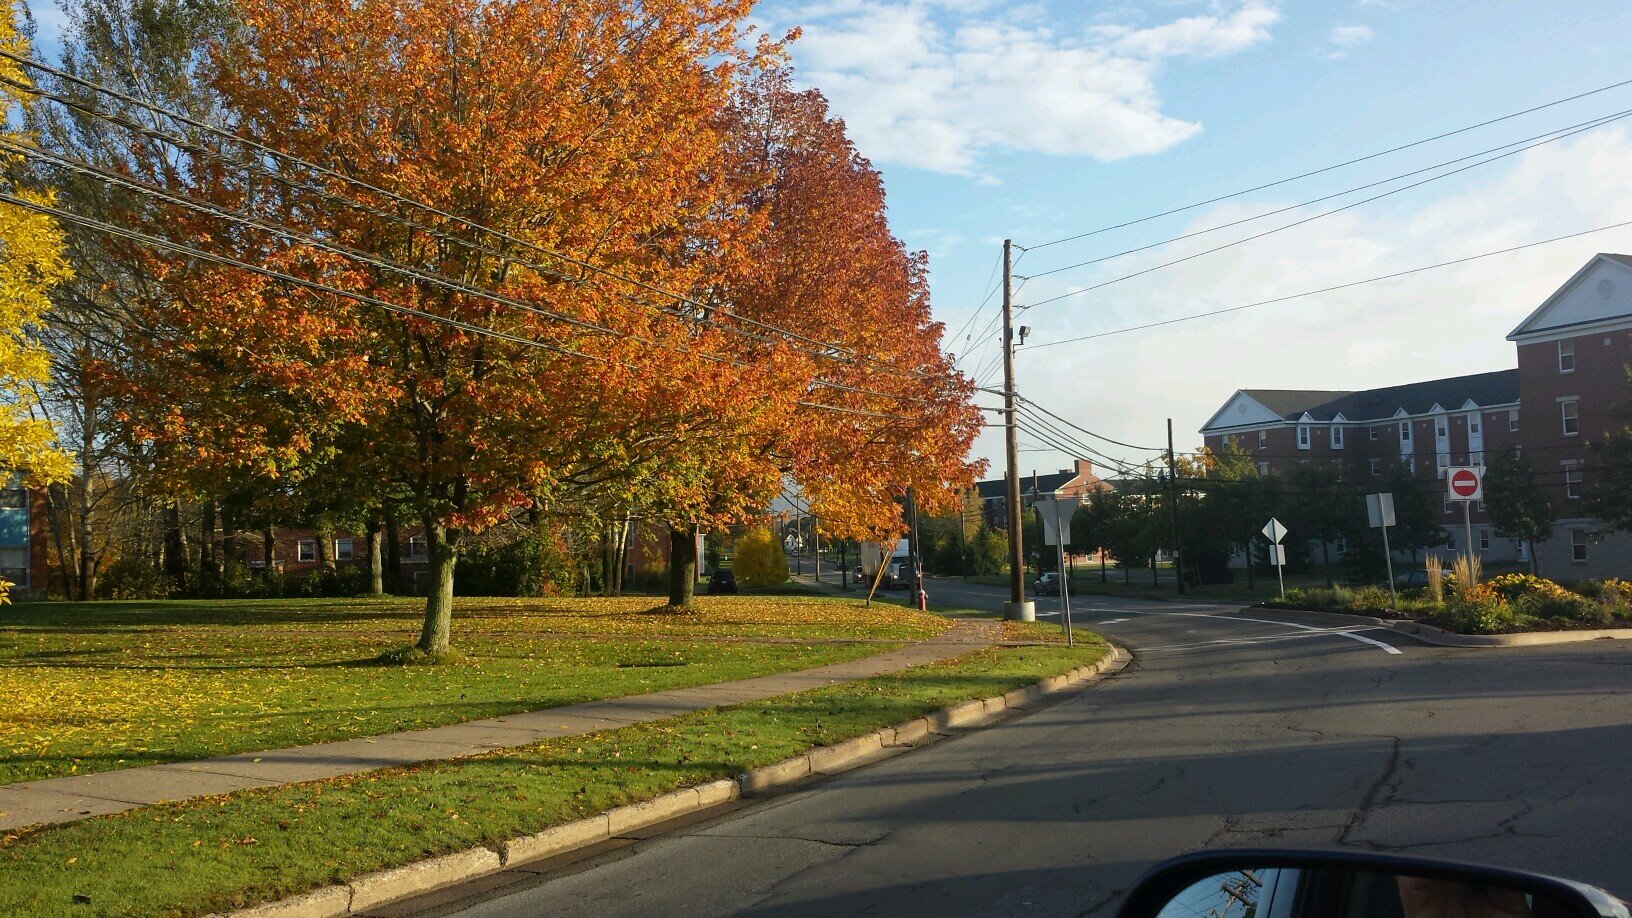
[707,569,737,595]
[1033,571,1066,596]
[1393,569,1431,590]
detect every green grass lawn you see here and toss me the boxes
[0,638,1107,918]
[0,595,949,785]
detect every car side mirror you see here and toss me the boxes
[1116,849,1628,918]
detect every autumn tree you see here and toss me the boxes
[717,66,982,556]
[90,0,793,652]
[0,11,73,500]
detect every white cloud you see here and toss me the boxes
[766,1,1280,176]
[1329,24,1375,46]
[972,128,1632,469]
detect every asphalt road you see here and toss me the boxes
[413,582,1632,917]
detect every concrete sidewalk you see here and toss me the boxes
[0,620,997,833]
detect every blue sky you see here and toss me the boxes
[26,0,1632,483]
[750,0,1632,478]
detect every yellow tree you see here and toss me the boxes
[0,11,72,493]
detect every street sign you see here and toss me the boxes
[1447,466,1483,501]
[1035,497,1081,546]
[1366,492,1396,529]
[1268,544,1285,566]
[1262,518,1287,543]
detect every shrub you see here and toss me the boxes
[1514,590,1608,625]
[733,527,788,588]
[1439,593,1515,634]
[1350,585,1392,611]
[95,554,175,600]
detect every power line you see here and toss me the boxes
[1024,108,1632,282]
[0,189,908,423]
[1023,75,1632,252]
[2,49,938,385]
[8,137,938,412]
[1021,217,1632,349]
[1021,110,1632,308]
[1015,395,1164,451]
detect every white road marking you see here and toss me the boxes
[1137,627,1397,652]
[1098,618,1129,624]
[1091,608,1403,655]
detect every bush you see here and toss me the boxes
[95,554,175,600]
[733,527,788,588]
[1487,572,1573,603]
[1349,585,1392,611]
[1438,593,1515,634]
[1514,590,1608,625]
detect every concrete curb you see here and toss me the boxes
[1261,604,1632,647]
[222,644,1129,918]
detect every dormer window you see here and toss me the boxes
[1400,422,1411,443]
[1559,339,1575,373]
[1331,425,1344,449]
[1297,426,1311,450]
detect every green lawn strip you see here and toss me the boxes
[0,640,1108,918]
[0,638,891,785]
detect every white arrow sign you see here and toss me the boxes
[1262,518,1288,544]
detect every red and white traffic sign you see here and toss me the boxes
[1447,466,1483,501]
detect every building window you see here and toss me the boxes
[1369,458,1381,477]
[1297,426,1310,449]
[297,539,317,563]
[1406,456,1416,475]
[1443,498,1455,515]
[1508,409,1519,431]
[1479,529,1490,551]
[1566,466,1583,499]
[407,534,428,561]
[1400,422,1411,443]
[1435,418,1447,438]
[1331,426,1344,449]
[1572,529,1589,562]
[0,475,28,588]
[1436,453,1450,477]
[1258,429,1267,449]
[1256,461,1269,476]
[1369,426,1379,440]
[1559,339,1575,373]
[1476,499,1486,512]
[1469,416,1480,436]
[1561,400,1579,437]
[334,538,354,562]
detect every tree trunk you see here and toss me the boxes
[200,501,218,586]
[1150,554,1157,586]
[667,524,697,609]
[368,518,384,595]
[384,513,401,590]
[1322,540,1332,587]
[45,483,76,599]
[417,518,459,654]
[615,518,632,595]
[315,520,335,572]
[263,525,276,577]
[76,416,97,601]
[1529,538,1539,576]
[1245,536,1255,588]
[163,499,187,579]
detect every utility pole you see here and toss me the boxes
[1001,239,1033,621]
[907,485,925,610]
[1167,418,1186,595]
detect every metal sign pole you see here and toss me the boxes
[1381,522,1397,610]
[1275,545,1285,601]
[1054,500,1073,647]
[1464,500,1475,571]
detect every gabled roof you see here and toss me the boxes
[1508,253,1632,340]
[1214,369,1518,427]
[973,469,1084,500]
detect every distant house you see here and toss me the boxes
[969,459,1106,531]
[1200,252,1632,577]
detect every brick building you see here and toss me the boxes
[970,459,1106,531]
[1200,253,1632,578]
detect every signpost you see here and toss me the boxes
[1367,492,1398,609]
[1446,466,1484,569]
[1262,517,1288,600]
[1038,496,1080,646]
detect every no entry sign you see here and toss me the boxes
[1447,466,1483,501]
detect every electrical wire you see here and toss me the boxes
[1020,217,1632,349]
[1023,75,1632,252]
[1021,110,1632,308]
[1024,108,1632,281]
[1,49,938,384]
